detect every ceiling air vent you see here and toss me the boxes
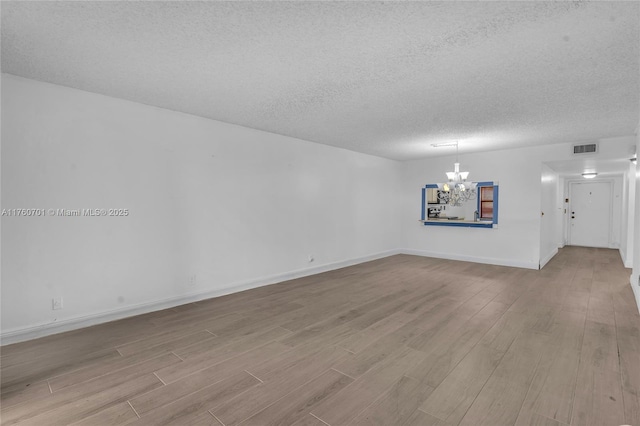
[572,143,598,155]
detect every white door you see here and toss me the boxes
[569,181,611,248]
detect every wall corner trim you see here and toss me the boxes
[631,273,640,315]
[620,247,633,268]
[540,248,559,270]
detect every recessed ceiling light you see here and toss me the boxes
[582,172,598,179]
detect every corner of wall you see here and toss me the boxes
[632,119,640,314]
[631,272,640,315]
[400,248,539,270]
[539,247,559,270]
[620,245,635,268]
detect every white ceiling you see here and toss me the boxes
[2,1,639,161]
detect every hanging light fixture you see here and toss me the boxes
[434,142,477,206]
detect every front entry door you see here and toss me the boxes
[569,181,611,248]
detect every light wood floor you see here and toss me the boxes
[1,247,639,426]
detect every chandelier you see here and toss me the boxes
[434,142,477,206]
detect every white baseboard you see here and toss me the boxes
[0,249,402,345]
[0,248,570,345]
[539,248,559,270]
[400,249,539,270]
[631,273,640,315]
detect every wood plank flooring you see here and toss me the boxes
[1,246,638,425]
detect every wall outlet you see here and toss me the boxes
[308,255,314,263]
[52,297,63,310]
[188,274,197,286]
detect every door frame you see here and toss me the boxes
[567,179,614,248]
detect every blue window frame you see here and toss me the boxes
[476,181,499,224]
[420,181,499,228]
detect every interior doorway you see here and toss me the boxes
[568,181,612,248]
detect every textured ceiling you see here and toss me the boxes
[2,1,639,160]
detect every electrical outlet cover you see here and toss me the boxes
[52,297,63,310]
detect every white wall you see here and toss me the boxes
[620,164,636,268]
[540,164,560,268]
[401,145,547,270]
[1,75,403,343]
[3,74,638,342]
[632,125,640,312]
[556,176,566,250]
[400,138,635,270]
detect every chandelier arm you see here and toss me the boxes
[437,141,476,206]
